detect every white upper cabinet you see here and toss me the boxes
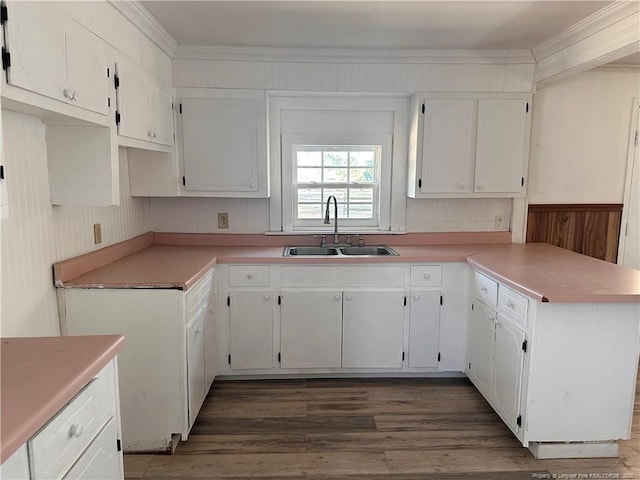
[178,89,268,197]
[475,99,528,193]
[115,60,174,148]
[408,94,531,198]
[3,1,109,115]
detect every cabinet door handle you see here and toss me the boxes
[459,184,467,190]
[413,295,421,301]
[345,295,352,301]
[263,295,270,301]
[63,88,73,100]
[196,327,203,335]
[152,131,158,139]
[69,423,83,438]
[249,182,256,188]
[506,300,515,309]
[147,130,153,138]
[334,295,341,301]
[476,184,485,190]
[423,273,431,279]
[480,286,488,293]
[247,274,253,279]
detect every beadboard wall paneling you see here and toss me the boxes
[150,197,270,233]
[173,59,535,93]
[1,111,152,337]
[406,198,513,232]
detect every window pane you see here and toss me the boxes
[350,151,375,167]
[323,151,348,166]
[350,168,374,183]
[323,188,347,202]
[349,188,373,202]
[298,204,322,219]
[298,188,322,203]
[297,167,322,183]
[297,151,321,167]
[324,168,348,183]
[348,204,373,219]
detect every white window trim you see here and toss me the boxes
[282,134,392,232]
[268,94,409,233]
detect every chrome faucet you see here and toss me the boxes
[323,195,340,244]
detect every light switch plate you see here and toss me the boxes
[218,213,229,229]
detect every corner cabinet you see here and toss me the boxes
[467,269,640,459]
[177,89,269,197]
[408,94,531,198]
[60,268,217,453]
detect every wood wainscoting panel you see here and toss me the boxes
[526,204,623,262]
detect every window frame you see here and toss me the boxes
[282,134,392,232]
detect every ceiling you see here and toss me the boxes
[141,1,611,51]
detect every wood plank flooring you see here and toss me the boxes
[125,376,639,479]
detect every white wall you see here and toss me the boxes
[528,68,640,204]
[0,110,152,337]
[149,53,534,234]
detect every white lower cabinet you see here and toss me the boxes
[1,360,124,480]
[280,291,342,369]
[229,291,274,370]
[342,291,405,368]
[61,268,216,452]
[466,300,496,396]
[407,290,441,368]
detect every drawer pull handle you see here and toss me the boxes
[506,301,515,309]
[423,274,431,279]
[480,286,488,293]
[196,327,203,335]
[345,295,352,301]
[247,274,253,279]
[69,423,83,438]
[334,295,341,301]
[263,295,270,301]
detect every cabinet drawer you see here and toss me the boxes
[410,266,442,286]
[29,363,116,479]
[228,265,270,287]
[186,268,214,316]
[280,266,404,288]
[474,271,498,307]
[498,285,528,327]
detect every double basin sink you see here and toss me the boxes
[283,245,398,257]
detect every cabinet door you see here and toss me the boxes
[467,300,495,399]
[280,291,342,369]
[229,292,273,370]
[115,62,150,142]
[150,82,175,146]
[492,317,526,433]
[420,99,475,193]
[342,291,404,368]
[187,308,206,428]
[181,97,264,193]
[408,290,441,368]
[63,418,121,480]
[474,99,528,193]
[204,292,217,391]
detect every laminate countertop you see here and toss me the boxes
[467,242,640,303]
[0,335,125,463]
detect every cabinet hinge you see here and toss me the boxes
[402,351,405,361]
[418,178,422,189]
[403,296,407,306]
[0,165,4,180]
[635,130,638,147]
[440,295,443,306]
[228,354,231,365]
[106,67,110,78]
[471,303,474,310]
[182,176,186,187]
[521,177,525,187]
[525,103,529,113]
[115,111,121,125]
[114,74,120,89]
[1,47,10,70]
[277,352,281,363]
[522,339,528,352]
[421,103,425,114]
[179,103,182,114]
[227,296,230,306]
[171,102,174,111]
[438,352,441,362]
[0,4,8,25]
[516,415,522,427]
[116,439,122,452]
[468,362,471,370]
[107,97,111,108]
[278,295,281,305]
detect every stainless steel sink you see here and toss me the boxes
[283,245,398,257]
[340,246,398,256]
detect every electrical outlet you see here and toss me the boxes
[494,215,507,230]
[93,223,102,244]
[218,213,229,229]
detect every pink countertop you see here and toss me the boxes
[60,244,501,290]
[1,335,125,463]
[467,243,640,303]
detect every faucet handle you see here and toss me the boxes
[346,234,352,246]
[358,235,364,247]
[313,234,327,246]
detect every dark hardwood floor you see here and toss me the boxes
[125,376,639,479]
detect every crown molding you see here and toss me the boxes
[109,1,178,57]
[174,45,535,65]
[533,1,640,62]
